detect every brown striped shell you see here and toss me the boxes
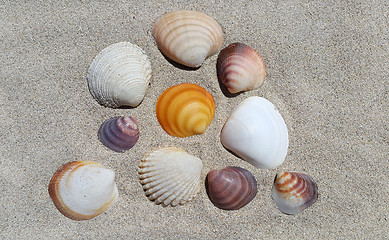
[272,172,318,215]
[217,43,266,94]
[98,116,139,152]
[48,161,118,220]
[205,166,257,210]
[156,83,215,138]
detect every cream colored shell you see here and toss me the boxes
[153,10,223,68]
[138,147,203,206]
[87,42,152,108]
[48,161,118,220]
[220,97,289,169]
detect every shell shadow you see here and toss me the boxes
[160,51,200,71]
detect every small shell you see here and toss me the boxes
[217,43,266,94]
[48,161,118,220]
[156,83,215,138]
[98,116,139,152]
[205,166,257,210]
[153,10,223,68]
[220,96,289,169]
[138,147,203,206]
[87,42,152,108]
[272,172,318,215]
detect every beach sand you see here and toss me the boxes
[1,1,388,239]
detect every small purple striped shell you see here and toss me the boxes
[272,172,318,215]
[205,166,257,210]
[98,116,139,153]
[217,43,266,94]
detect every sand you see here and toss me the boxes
[1,0,388,239]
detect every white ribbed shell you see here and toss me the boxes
[138,147,203,206]
[87,42,152,108]
[220,97,289,169]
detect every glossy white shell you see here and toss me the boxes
[153,10,223,68]
[220,96,289,169]
[138,147,203,206]
[48,161,118,220]
[87,42,152,108]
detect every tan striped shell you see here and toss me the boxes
[153,10,223,68]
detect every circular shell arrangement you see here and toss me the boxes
[156,83,216,138]
[87,42,152,108]
[153,10,223,68]
[48,161,118,220]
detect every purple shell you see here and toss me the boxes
[205,166,257,210]
[98,116,139,153]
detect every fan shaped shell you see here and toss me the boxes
[206,166,257,210]
[153,10,223,68]
[156,83,215,138]
[272,172,318,215]
[48,161,118,220]
[220,96,289,169]
[138,147,203,206]
[98,116,139,152]
[87,42,152,108]
[217,43,266,94]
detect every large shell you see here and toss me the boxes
[217,43,266,94]
[98,116,139,152]
[272,172,318,215]
[153,10,223,68]
[156,83,215,138]
[205,166,257,210]
[87,42,152,108]
[48,161,118,220]
[138,147,203,206]
[220,96,289,169]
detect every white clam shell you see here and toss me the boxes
[153,10,223,68]
[138,147,203,206]
[220,96,289,169]
[87,42,152,108]
[48,161,118,220]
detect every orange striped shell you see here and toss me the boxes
[156,83,215,137]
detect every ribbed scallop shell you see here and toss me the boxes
[153,10,223,68]
[205,166,257,210]
[87,42,152,108]
[156,83,215,138]
[272,172,318,215]
[217,43,266,94]
[220,96,289,169]
[48,161,118,220]
[138,147,203,206]
[98,116,139,152]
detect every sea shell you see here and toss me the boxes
[48,161,118,220]
[272,172,318,215]
[87,42,152,108]
[205,166,257,210]
[217,43,266,94]
[98,116,139,152]
[138,147,203,206]
[156,83,215,138]
[220,96,289,169]
[153,10,223,68]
